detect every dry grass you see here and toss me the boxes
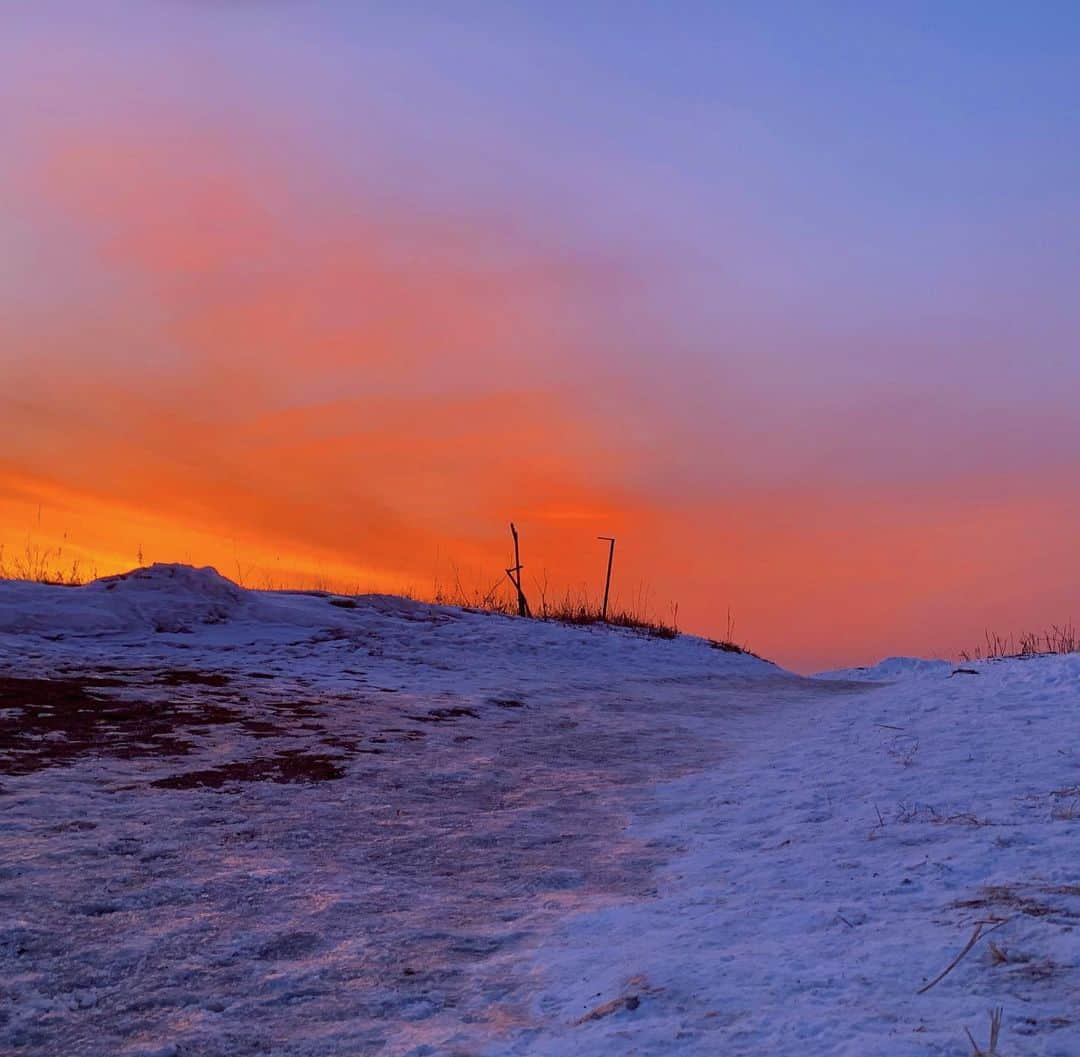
[0,539,94,586]
[707,607,753,655]
[573,993,641,1025]
[540,590,679,639]
[918,920,1010,995]
[965,1007,1003,1056]
[959,623,1079,662]
[433,571,682,639]
[431,568,517,615]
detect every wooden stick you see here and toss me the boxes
[597,536,615,621]
[509,523,530,617]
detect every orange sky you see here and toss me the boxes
[3,109,663,620]
[4,6,1080,672]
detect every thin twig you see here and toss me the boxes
[917,920,1010,994]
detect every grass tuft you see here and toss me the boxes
[964,1007,1003,1056]
[0,539,94,586]
[959,623,1080,662]
[432,574,682,639]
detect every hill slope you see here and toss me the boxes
[1,566,1076,1055]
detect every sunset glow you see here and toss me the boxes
[4,4,1080,670]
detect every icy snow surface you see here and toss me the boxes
[1,565,1077,1055]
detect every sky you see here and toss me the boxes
[2,2,1079,671]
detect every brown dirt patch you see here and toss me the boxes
[151,750,346,788]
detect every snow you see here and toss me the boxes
[818,655,958,682]
[1,565,1077,1055]
[0,565,239,636]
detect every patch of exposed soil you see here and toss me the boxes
[0,676,327,777]
[151,750,346,788]
[157,669,231,687]
[0,677,207,776]
[407,706,480,723]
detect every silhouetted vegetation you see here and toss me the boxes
[0,539,92,585]
[959,623,1080,662]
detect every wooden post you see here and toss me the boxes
[597,536,615,621]
[507,523,531,617]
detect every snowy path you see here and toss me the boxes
[1,567,1077,1055]
[513,658,1080,1056]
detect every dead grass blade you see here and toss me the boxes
[964,1006,1003,1055]
[917,920,1009,995]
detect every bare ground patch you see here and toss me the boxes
[151,750,346,788]
[0,674,329,777]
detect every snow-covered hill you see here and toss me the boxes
[1,566,1076,1055]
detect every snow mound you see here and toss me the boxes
[87,564,254,632]
[815,655,955,681]
[0,564,264,636]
